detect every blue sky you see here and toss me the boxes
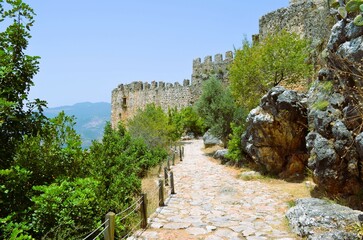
[26,1,289,107]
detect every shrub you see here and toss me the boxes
[229,32,313,111]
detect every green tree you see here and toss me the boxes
[0,112,85,238]
[167,106,205,140]
[179,106,205,137]
[128,103,172,148]
[0,0,47,169]
[196,76,241,147]
[86,122,166,237]
[167,107,184,141]
[229,31,312,110]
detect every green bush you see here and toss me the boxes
[179,106,206,136]
[229,31,313,111]
[167,106,206,139]
[196,76,242,147]
[128,103,172,148]
[226,123,246,163]
[31,178,102,239]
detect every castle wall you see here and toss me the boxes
[259,0,332,50]
[111,52,233,127]
[111,0,333,128]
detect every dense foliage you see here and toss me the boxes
[0,1,168,239]
[195,76,244,147]
[0,0,47,169]
[229,31,313,110]
[127,103,172,148]
[168,106,206,140]
[1,115,167,239]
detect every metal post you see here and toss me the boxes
[164,167,169,186]
[140,193,148,229]
[182,146,185,158]
[170,171,175,195]
[172,152,175,165]
[158,179,165,207]
[104,212,115,240]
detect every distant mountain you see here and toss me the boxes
[44,102,111,148]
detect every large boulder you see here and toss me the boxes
[286,198,362,239]
[242,86,308,180]
[202,130,222,148]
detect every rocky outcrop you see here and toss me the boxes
[305,20,363,197]
[286,198,362,239]
[203,130,222,148]
[213,149,228,160]
[242,87,308,180]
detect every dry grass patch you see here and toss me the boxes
[141,149,182,218]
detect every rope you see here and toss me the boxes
[121,219,143,240]
[117,200,143,222]
[116,196,143,217]
[92,225,109,240]
[82,219,109,240]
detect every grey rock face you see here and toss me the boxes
[310,231,360,240]
[242,87,308,179]
[213,149,228,160]
[337,36,363,62]
[305,19,363,197]
[345,21,363,40]
[203,130,222,148]
[327,20,346,52]
[356,133,363,160]
[286,198,362,239]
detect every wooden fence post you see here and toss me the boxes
[104,212,115,240]
[170,171,175,195]
[140,193,148,229]
[164,167,169,186]
[179,147,183,161]
[172,152,175,165]
[158,179,165,207]
[167,157,171,170]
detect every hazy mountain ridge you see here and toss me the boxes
[44,102,111,148]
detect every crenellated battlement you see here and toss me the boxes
[191,51,233,88]
[111,52,233,126]
[192,51,233,67]
[113,79,192,94]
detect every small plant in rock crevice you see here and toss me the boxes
[312,100,330,111]
[330,0,363,26]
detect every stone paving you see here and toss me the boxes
[134,139,298,240]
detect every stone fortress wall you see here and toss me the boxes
[111,0,332,127]
[111,52,233,126]
[259,0,331,49]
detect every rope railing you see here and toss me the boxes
[115,196,143,217]
[120,219,143,240]
[83,144,183,240]
[92,225,109,240]
[82,219,109,240]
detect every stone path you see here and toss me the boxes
[135,139,298,240]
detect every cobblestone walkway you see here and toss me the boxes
[136,139,298,240]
